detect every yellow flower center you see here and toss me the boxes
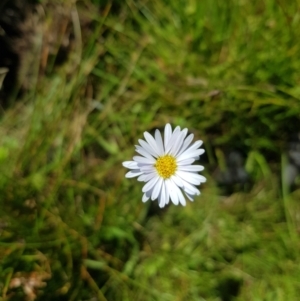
[155,155,177,179]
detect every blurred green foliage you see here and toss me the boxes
[1,0,300,300]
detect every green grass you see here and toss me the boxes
[1,0,300,300]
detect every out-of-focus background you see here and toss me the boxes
[1,0,300,300]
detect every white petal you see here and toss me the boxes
[170,175,183,187]
[177,149,205,162]
[158,182,166,208]
[140,165,156,172]
[182,171,206,183]
[182,185,196,195]
[122,161,139,169]
[174,125,181,132]
[142,176,160,193]
[144,132,160,157]
[137,175,146,182]
[144,188,154,199]
[166,179,179,205]
[151,177,163,200]
[164,124,172,150]
[182,128,188,135]
[165,179,170,205]
[125,170,143,178]
[133,156,156,164]
[155,130,164,155]
[196,174,206,183]
[135,146,155,160]
[184,191,196,201]
[138,172,156,182]
[138,139,159,158]
[179,140,203,158]
[177,158,196,166]
[186,140,203,153]
[170,178,186,206]
[142,193,150,203]
[165,126,181,153]
[177,133,194,156]
[180,178,201,195]
[178,165,204,172]
[169,130,187,156]
[177,170,205,185]
[174,129,188,156]
[177,188,186,206]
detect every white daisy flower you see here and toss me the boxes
[122,124,206,208]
